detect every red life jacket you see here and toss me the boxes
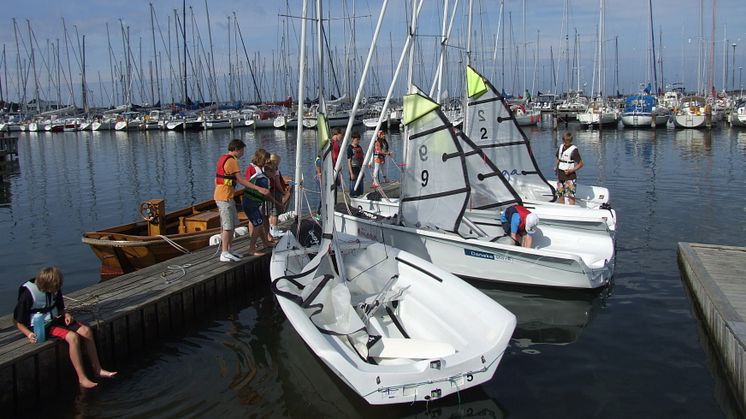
[506,205,532,232]
[215,154,237,186]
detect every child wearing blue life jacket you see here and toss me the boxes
[13,266,117,388]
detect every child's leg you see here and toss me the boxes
[63,330,98,388]
[77,324,116,378]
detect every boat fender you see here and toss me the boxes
[234,226,249,237]
[208,234,221,246]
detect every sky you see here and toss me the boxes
[1,0,745,108]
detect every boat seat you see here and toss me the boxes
[367,336,456,359]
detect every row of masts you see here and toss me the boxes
[0,0,742,118]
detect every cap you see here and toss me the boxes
[525,213,539,234]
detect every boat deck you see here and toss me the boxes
[678,242,746,413]
[0,236,270,413]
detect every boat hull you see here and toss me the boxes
[82,197,247,279]
[334,212,614,289]
[271,233,516,405]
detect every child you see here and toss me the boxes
[242,149,280,255]
[347,132,365,197]
[268,155,291,237]
[13,266,117,388]
[371,129,391,186]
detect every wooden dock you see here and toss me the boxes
[0,237,270,414]
[678,242,746,414]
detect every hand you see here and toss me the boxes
[27,332,37,344]
[64,312,74,326]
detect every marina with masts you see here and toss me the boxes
[0,0,745,417]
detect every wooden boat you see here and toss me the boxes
[82,197,248,280]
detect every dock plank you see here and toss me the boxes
[678,242,746,414]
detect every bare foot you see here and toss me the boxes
[80,379,99,388]
[97,370,118,378]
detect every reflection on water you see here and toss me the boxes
[735,130,746,152]
[674,129,713,157]
[476,282,608,348]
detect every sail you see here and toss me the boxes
[400,91,469,233]
[318,112,335,246]
[465,66,556,203]
[458,130,523,210]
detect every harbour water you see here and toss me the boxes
[1,121,745,417]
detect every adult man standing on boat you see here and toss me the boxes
[214,139,269,262]
[555,131,584,205]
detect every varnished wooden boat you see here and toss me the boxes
[82,197,248,280]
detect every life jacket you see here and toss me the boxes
[22,280,58,326]
[505,205,531,233]
[215,154,238,186]
[349,144,364,167]
[557,144,577,171]
[244,164,269,203]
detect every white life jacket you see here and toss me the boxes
[23,280,58,326]
[557,144,577,171]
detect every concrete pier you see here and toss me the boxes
[0,238,269,414]
[678,242,746,414]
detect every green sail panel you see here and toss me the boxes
[403,92,440,126]
[466,65,488,98]
[317,112,330,149]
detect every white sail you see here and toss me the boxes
[399,91,469,233]
[465,66,556,202]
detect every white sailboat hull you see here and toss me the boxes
[673,113,708,129]
[334,212,614,289]
[577,110,618,127]
[271,232,516,405]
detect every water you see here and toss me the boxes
[2,122,745,418]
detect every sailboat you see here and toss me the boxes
[350,66,617,235]
[270,2,515,405]
[271,116,515,405]
[336,89,614,289]
[576,0,618,128]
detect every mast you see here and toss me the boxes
[233,12,262,102]
[205,0,217,105]
[183,0,188,105]
[82,35,88,113]
[648,0,658,94]
[293,0,308,218]
[150,3,161,106]
[464,0,473,131]
[62,19,74,107]
[27,20,40,114]
[227,15,233,103]
[105,23,116,106]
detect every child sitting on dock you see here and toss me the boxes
[13,266,117,388]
